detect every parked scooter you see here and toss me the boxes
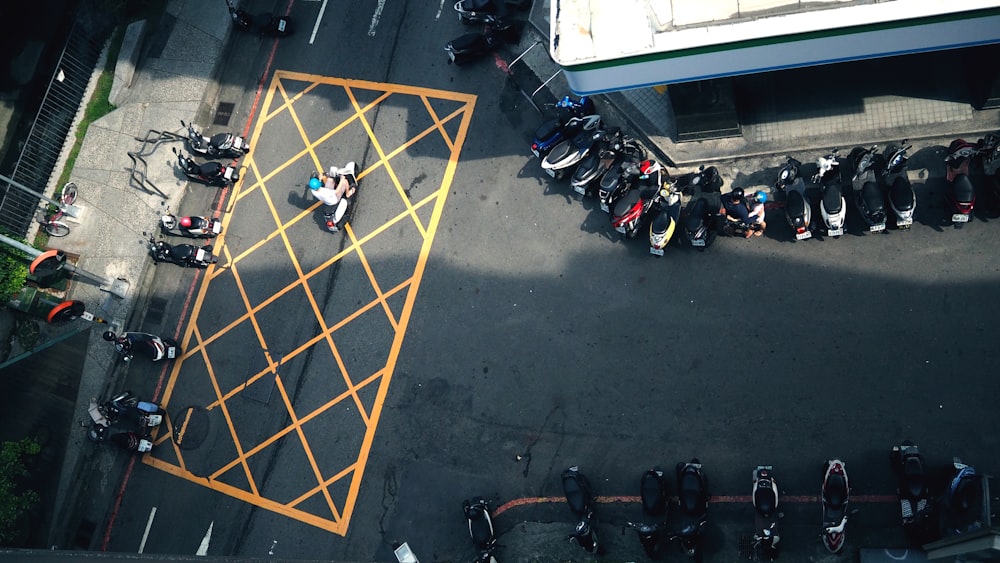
[571,129,643,199]
[821,459,851,553]
[160,208,222,239]
[813,150,846,237]
[600,158,659,214]
[941,457,983,537]
[752,466,781,561]
[890,441,936,546]
[541,119,605,180]
[225,0,291,37]
[674,164,722,195]
[681,197,717,249]
[309,162,359,232]
[979,132,1000,199]
[944,138,978,225]
[181,120,250,159]
[173,148,240,187]
[146,234,218,268]
[774,157,802,192]
[671,459,709,559]
[648,184,682,255]
[783,176,812,240]
[562,466,599,554]
[531,96,597,158]
[102,330,179,363]
[624,468,669,559]
[463,497,498,563]
[612,183,661,239]
[847,145,887,232]
[109,431,154,453]
[445,17,520,65]
[86,391,164,443]
[879,141,916,229]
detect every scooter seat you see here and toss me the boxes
[573,152,600,182]
[754,484,776,516]
[533,118,561,143]
[199,162,224,176]
[822,185,843,214]
[902,457,926,499]
[652,209,673,234]
[210,132,232,148]
[448,32,488,52]
[685,198,708,232]
[613,189,642,217]
[679,470,705,515]
[786,189,806,220]
[824,474,847,509]
[462,0,493,10]
[890,177,915,211]
[546,140,572,164]
[861,181,884,212]
[953,174,974,203]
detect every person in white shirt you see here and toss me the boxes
[309,165,357,232]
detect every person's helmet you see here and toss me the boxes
[103,331,117,342]
[640,160,657,175]
[730,187,744,200]
[179,216,193,228]
[309,177,322,190]
[753,191,768,204]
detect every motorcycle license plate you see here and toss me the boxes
[196,249,207,261]
[212,221,222,234]
[615,225,626,234]
[795,231,813,240]
[223,167,234,180]
[448,50,456,63]
[600,203,609,213]
[277,19,287,33]
[545,168,556,178]
[691,238,706,247]
[650,247,664,256]
[827,227,843,237]
[574,185,586,195]
[167,347,176,359]
[952,213,970,223]
[870,223,886,232]
[897,218,913,228]
[531,147,540,158]
[234,137,244,149]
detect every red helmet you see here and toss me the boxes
[640,160,656,175]
[179,217,193,228]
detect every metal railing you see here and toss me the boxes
[0,16,111,237]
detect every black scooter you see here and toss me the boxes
[531,96,597,158]
[562,466,599,554]
[173,148,240,187]
[671,459,709,559]
[463,497,497,563]
[624,468,669,559]
[102,330,179,363]
[847,145,887,233]
[890,441,936,546]
[879,141,916,229]
[774,157,802,192]
[226,0,291,37]
[682,197,717,249]
[146,234,219,268]
[181,120,250,159]
[752,465,781,561]
[86,391,164,443]
[445,17,521,66]
[941,457,983,537]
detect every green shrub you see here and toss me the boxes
[0,238,30,304]
[0,438,41,546]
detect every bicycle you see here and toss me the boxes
[38,182,78,237]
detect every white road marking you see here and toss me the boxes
[138,506,156,554]
[196,521,213,556]
[269,539,278,555]
[309,0,330,45]
[436,0,445,20]
[368,0,387,36]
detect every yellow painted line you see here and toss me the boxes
[145,71,477,535]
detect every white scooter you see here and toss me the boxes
[814,150,846,237]
[102,330,179,363]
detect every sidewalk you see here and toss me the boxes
[45,0,232,549]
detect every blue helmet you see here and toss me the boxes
[753,191,768,204]
[309,177,322,190]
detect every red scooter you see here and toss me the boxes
[944,139,978,224]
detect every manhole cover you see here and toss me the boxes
[213,102,234,126]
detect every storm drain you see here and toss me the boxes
[144,296,167,326]
[213,102,234,126]
[737,532,756,560]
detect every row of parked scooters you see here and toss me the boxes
[529,95,1000,250]
[462,442,986,562]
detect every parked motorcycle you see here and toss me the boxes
[612,183,661,239]
[541,119,605,180]
[979,132,1000,199]
[600,158,659,214]
[309,162,359,232]
[160,209,222,239]
[681,197,717,249]
[173,148,239,187]
[102,330,179,363]
[531,96,597,158]
[463,497,498,563]
[674,164,722,195]
[571,129,643,199]
[86,391,164,443]
[941,457,983,537]
[562,466,599,554]
[821,459,851,554]
[752,465,781,561]
[624,468,669,559]
[146,234,218,268]
[774,157,802,192]
[226,0,291,37]
[811,149,846,236]
[783,176,812,240]
[847,145,886,232]
[944,138,978,225]
[445,17,520,65]
[671,459,709,559]
[890,441,936,546]
[648,185,682,255]
[181,120,250,159]
[879,141,916,229]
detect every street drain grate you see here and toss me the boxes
[145,297,167,326]
[737,532,756,560]
[213,102,235,126]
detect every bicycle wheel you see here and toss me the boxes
[44,220,71,237]
[60,182,78,205]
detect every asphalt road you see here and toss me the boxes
[101,1,1000,561]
